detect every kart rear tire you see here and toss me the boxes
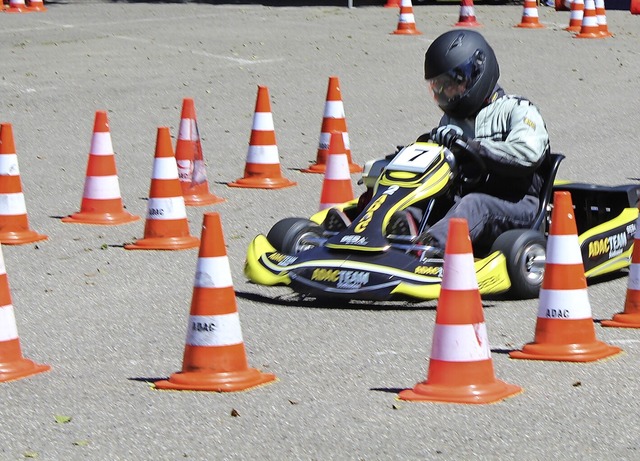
[490,229,546,300]
[266,217,324,254]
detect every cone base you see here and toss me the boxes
[602,313,640,328]
[565,25,581,32]
[0,230,48,245]
[575,31,605,39]
[61,211,140,226]
[302,163,363,174]
[0,360,50,383]
[5,8,30,13]
[27,6,47,11]
[509,342,622,362]
[455,20,482,27]
[183,194,226,207]
[154,369,276,392]
[516,22,544,28]
[228,177,297,190]
[398,380,522,404]
[124,236,200,251]
[391,29,423,35]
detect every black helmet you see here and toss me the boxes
[424,29,500,119]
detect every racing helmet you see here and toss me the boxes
[424,29,500,119]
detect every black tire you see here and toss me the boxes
[490,229,547,299]
[266,217,324,254]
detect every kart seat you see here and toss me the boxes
[530,152,565,234]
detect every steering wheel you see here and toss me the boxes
[450,138,487,187]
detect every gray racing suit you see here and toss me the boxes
[422,85,551,253]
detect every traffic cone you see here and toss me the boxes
[26,0,46,11]
[228,86,296,190]
[632,0,640,14]
[565,0,584,32]
[594,0,612,37]
[0,123,47,245]
[124,127,199,251]
[455,0,481,27]
[555,0,571,11]
[0,243,50,382]
[384,0,400,6]
[602,215,640,328]
[5,0,29,12]
[303,76,361,175]
[175,98,225,206]
[319,132,354,211]
[155,212,277,392]
[399,218,522,404]
[62,111,140,226]
[391,0,422,35]
[575,0,604,38]
[516,0,544,28]
[510,191,622,362]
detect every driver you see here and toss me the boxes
[397,29,551,259]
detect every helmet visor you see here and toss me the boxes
[427,50,486,108]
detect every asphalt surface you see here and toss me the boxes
[1,2,640,460]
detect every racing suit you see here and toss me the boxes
[420,85,551,252]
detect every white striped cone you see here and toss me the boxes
[391,0,422,35]
[566,0,585,32]
[27,0,46,11]
[594,0,612,37]
[319,131,354,211]
[602,215,640,327]
[63,111,139,226]
[0,243,50,382]
[510,191,621,361]
[516,0,544,28]
[6,0,29,12]
[455,0,481,27]
[0,123,47,244]
[576,0,604,38]
[399,218,522,404]
[125,127,199,250]
[229,86,296,189]
[155,212,276,392]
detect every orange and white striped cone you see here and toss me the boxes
[455,0,481,27]
[319,131,354,211]
[399,218,522,404]
[510,191,622,362]
[124,127,199,251]
[575,0,604,38]
[62,111,139,226]
[175,98,225,206]
[602,215,640,328]
[594,0,612,37]
[0,123,47,245]
[303,76,361,174]
[0,243,50,382]
[26,0,46,11]
[516,0,544,28]
[391,0,422,35]
[228,86,296,190]
[5,0,29,12]
[155,212,276,392]
[565,0,585,32]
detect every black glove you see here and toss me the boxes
[429,125,466,149]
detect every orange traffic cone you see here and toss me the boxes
[0,243,50,382]
[303,76,361,175]
[516,0,544,28]
[455,0,481,27]
[384,0,400,6]
[5,0,29,12]
[602,215,640,328]
[27,0,46,11]
[62,111,139,226]
[391,0,422,35]
[175,98,225,206]
[565,0,585,32]
[399,218,522,404]
[0,123,47,245]
[594,0,612,37]
[632,0,640,14]
[124,127,199,251]
[575,0,604,38]
[510,191,622,362]
[228,86,296,190]
[155,212,277,392]
[319,132,354,211]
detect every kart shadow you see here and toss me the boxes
[235,290,438,311]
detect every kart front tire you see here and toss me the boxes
[266,217,323,254]
[490,229,546,300]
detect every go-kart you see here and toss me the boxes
[244,141,640,301]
